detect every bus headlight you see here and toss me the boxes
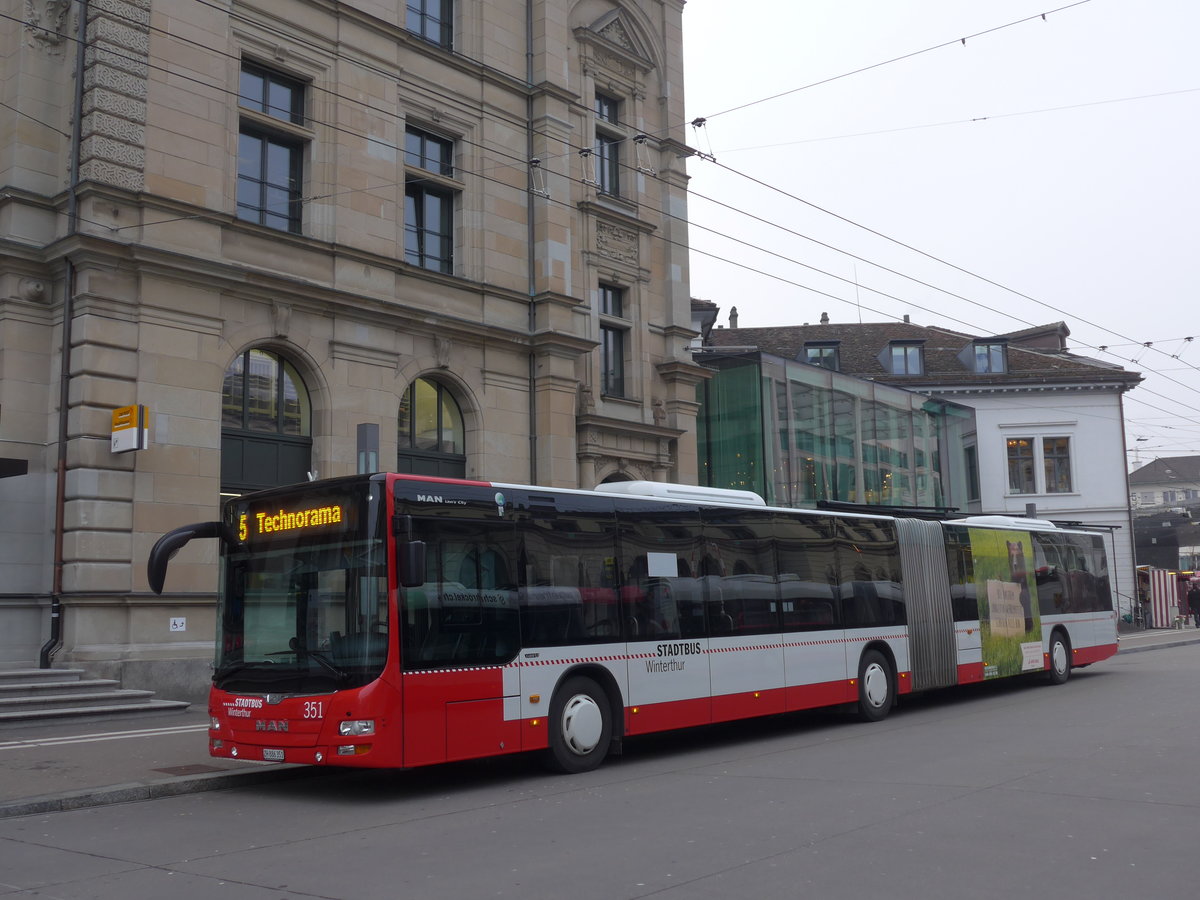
[339,719,375,737]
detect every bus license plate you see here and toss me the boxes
[263,748,285,761]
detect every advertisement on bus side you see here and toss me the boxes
[970,528,1043,679]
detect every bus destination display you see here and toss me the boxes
[236,500,353,543]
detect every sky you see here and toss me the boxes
[680,0,1199,469]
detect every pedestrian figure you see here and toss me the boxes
[1189,582,1200,629]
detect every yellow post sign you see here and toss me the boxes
[111,405,149,453]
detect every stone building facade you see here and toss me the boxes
[0,0,706,699]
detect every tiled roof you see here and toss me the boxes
[706,319,1142,389]
[1129,455,1200,485]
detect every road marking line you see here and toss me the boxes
[0,723,208,751]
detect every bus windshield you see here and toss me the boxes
[215,480,388,694]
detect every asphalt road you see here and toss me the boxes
[1,644,1196,899]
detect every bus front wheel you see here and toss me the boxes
[856,650,894,722]
[545,676,612,774]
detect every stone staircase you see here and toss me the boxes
[0,668,190,725]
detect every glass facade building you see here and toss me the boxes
[697,352,972,510]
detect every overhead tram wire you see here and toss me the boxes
[699,0,1097,122]
[696,154,1200,392]
[26,5,1200,417]
[713,86,1200,154]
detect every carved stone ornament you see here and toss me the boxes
[19,278,48,303]
[598,18,634,53]
[593,49,634,80]
[272,302,292,339]
[435,336,451,368]
[25,0,71,51]
[595,221,638,264]
[577,384,595,415]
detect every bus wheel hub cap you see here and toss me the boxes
[863,664,888,707]
[562,695,603,754]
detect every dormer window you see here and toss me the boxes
[887,342,923,375]
[972,342,1006,373]
[802,343,839,370]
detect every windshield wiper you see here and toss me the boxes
[289,637,350,684]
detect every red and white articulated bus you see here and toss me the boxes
[148,473,1117,774]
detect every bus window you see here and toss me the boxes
[836,518,904,628]
[700,508,781,636]
[515,500,620,647]
[400,518,520,669]
[615,500,704,640]
[944,526,978,621]
[776,516,839,630]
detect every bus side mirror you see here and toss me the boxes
[147,521,232,594]
[399,540,426,588]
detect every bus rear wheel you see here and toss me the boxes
[545,676,612,774]
[856,650,894,722]
[1047,631,1071,685]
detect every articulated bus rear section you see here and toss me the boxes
[147,474,1117,774]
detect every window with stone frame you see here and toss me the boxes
[237,61,309,233]
[593,92,624,197]
[404,125,458,274]
[398,377,466,478]
[598,283,629,397]
[406,0,452,48]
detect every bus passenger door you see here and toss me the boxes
[776,516,852,710]
[616,500,711,735]
[397,515,522,767]
[701,508,786,722]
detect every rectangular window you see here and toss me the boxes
[237,63,306,233]
[599,283,623,317]
[1043,437,1073,493]
[595,93,620,125]
[594,92,623,197]
[595,133,620,196]
[600,325,625,397]
[404,126,456,274]
[964,444,981,502]
[1006,438,1036,494]
[407,0,452,48]
[405,128,453,177]
[973,342,1006,373]
[889,343,923,375]
[803,344,838,370]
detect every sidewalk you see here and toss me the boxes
[3,628,1200,818]
[0,708,319,819]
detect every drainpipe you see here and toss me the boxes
[41,0,89,667]
[525,0,537,485]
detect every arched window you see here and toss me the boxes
[397,377,465,478]
[221,348,312,493]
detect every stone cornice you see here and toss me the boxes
[577,413,683,442]
[530,330,597,360]
[578,200,659,235]
[656,359,714,386]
